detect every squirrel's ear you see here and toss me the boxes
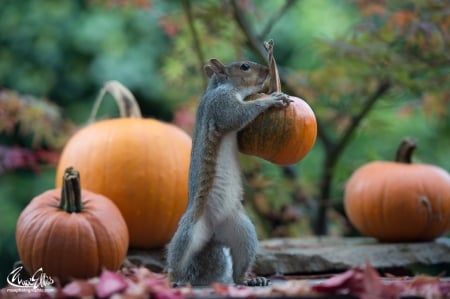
[204,65,214,78]
[205,59,226,78]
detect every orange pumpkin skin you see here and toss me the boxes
[238,96,317,165]
[344,161,450,242]
[55,118,191,249]
[16,189,128,281]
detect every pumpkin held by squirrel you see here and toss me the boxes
[238,40,317,165]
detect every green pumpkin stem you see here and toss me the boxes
[59,167,83,213]
[395,138,417,164]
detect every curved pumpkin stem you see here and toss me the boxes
[395,137,417,163]
[264,40,281,94]
[88,80,142,123]
[59,167,83,213]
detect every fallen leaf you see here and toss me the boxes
[212,283,254,298]
[62,279,95,297]
[271,280,311,296]
[96,270,129,298]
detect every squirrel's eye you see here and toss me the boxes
[240,63,250,71]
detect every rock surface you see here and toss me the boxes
[127,237,450,276]
[254,237,450,275]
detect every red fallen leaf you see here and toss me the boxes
[211,283,254,298]
[271,280,311,296]
[313,262,403,298]
[312,268,364,293]
[396,275,450,298]
[95,269,128,298]
[153,288,186,299]
[122,280,147,298]
[144,276,171,290]
[62,279,95,297]
[361,262,401,299]
[439,280,450,296]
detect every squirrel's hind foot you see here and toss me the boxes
[242,276,271,287]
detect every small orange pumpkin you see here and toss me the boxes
[344,138,450,242]
[238,95,316,165]
[56,81,191,249]
[16,167,129,282]
[237,40,317,165]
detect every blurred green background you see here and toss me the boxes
[1,0,449,283]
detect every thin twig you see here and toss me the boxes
[231,0,267,62]
[231,0,331,147]
[260,0,297,39]
[181,0,207,88]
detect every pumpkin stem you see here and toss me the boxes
[88,80,142,123]
[395,137,417,163]
[264,40,282,93]
[59,167,83,213]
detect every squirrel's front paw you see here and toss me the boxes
[243,276,271,287]
[271,92,292,108]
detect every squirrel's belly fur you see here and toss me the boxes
[205,132,243,223]
[179,132,242,272]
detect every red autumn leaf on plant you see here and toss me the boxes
[391,10,415,27]
[0,146,39,174]
[159,16,179,37]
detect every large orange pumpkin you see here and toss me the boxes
[16,167,129,282]
[344,138,450,242]
[237,40,317,165]
[56,81,191,249]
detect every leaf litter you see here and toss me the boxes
[1,261,449,298]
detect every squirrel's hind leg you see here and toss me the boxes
[168,215,231,286]
[216,211,270,286]
[170,241,231,286]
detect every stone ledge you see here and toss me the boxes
[254,237,450,275]
[127,237,450,276]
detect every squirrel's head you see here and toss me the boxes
[204,59,269,92]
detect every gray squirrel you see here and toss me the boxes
[167,58,290,286]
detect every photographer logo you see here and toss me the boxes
[6,266,54,293]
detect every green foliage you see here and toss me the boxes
[0,0,175,122]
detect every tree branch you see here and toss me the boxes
[260,0,297,39]
[231,0,267,62]
[181,0,207,88]
[232,0,393,236]
[336,80,391,158]
[232,0,334,149]
[314,79,391,235]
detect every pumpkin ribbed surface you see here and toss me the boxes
[238,96,317,165]
[344,161,450,241]
[17,168,129,281]
[56,118,191,249]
